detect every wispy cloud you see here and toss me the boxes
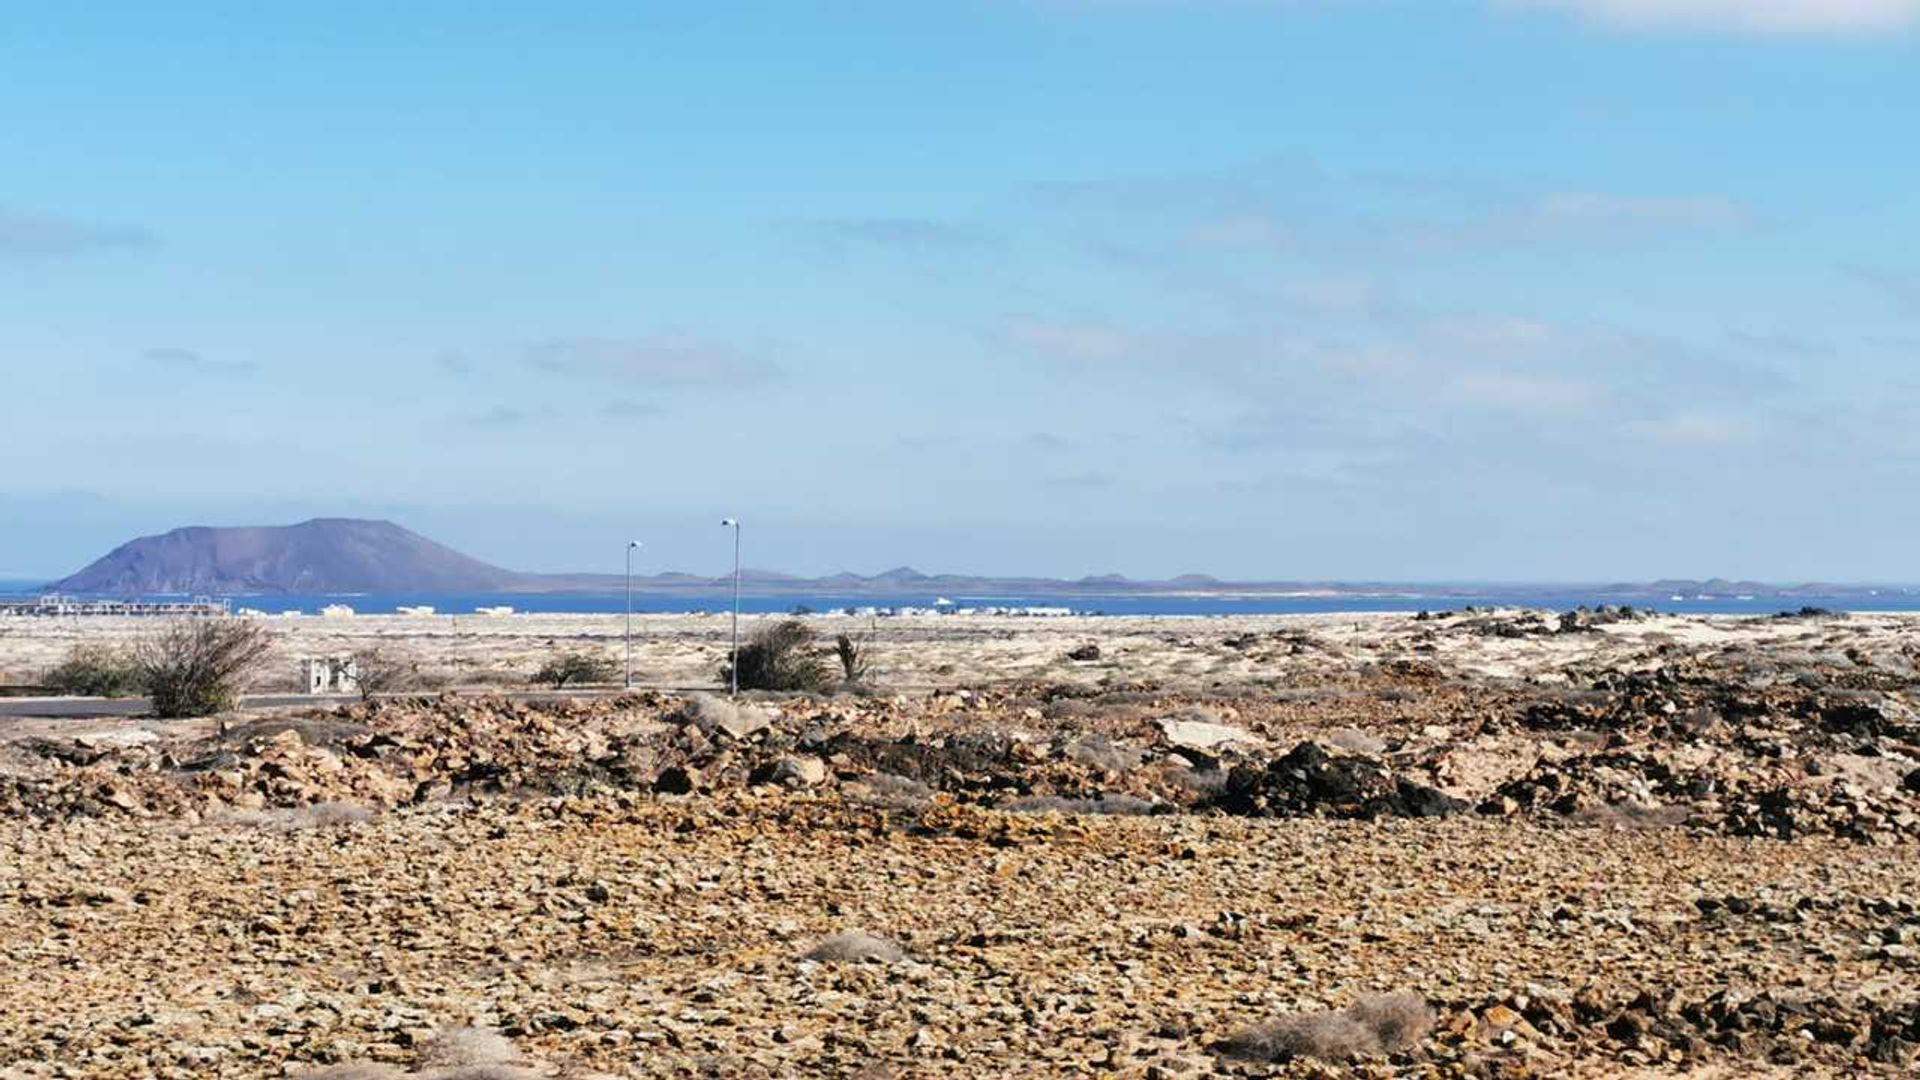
[601,398,663,419]
[457,405,556,428]
[1044,471,1113,491]
[1415,190,1755,252]
[1630,413,1756,445]
[1846,265,1920,315]
[0,206,157,258]
[525,336,780,387]
[1728,330,1833,358]
[434,352,476,376]
[1498,0,1920,36]
[144,348,256,377]
[801,217,994,253]
[999,317,1143,364]
[1451,370,1598,412]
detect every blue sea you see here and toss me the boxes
[4,580,1920,616]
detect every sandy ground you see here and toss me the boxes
[2,609,1917,1077]
[2,608,1910,694]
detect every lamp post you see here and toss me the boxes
[625,540,642,689]
[720,518,740,696]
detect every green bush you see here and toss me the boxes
[724,619,831,692]
[43,644,144,697]
[532,649,620,688]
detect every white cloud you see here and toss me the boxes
[1000,317,1143,364]
[1631,413,1756,445]
[1453,371,1598,412]
[0,206,155,258]
[1500,0,1920,35]
[144,348,256,377]
[525,336,780,387]
[1533,191,1752,230]
[1181,212,1294,252]
[803,217,992,252]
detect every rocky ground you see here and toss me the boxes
[1,610,1918,1076]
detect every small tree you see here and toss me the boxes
[835,632,871,685]
[43,644,145,697]
[533,649,620,688]
[724,619,831,692]
[138,619,274,718]
[350,646,418,700]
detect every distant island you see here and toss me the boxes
[36,518,1910,602]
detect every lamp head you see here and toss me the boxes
[720,518,739,527]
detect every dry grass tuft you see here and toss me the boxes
[1004,794,1157,816]
[1346,990,1433,1050]
[221,800,374,831]
[1325,727,1387,755]
[1222,991,1432,1062]
[414,1026,520,1070]
[803,930,907,964]
[848,772,933,808]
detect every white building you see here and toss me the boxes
[300,657,360,695]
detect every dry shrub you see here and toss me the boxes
[1222,991,1432,1062]
[1325,728,1387,755]
[1063,734,1146,773]
[726,620,831,692]
[43,644,145,697]
[532,649,619,688]
[1004,794,1158,816]
[138,618,274,718]
[676,693,773,738]
[351,646,419,699]
[848,772,933,808]
[221,801,374,831]
[416,1026,520,1070]
[1571,801,1690,830]
[803,930,907,964]
[835,632,872,684]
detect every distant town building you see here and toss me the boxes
[300,657,360,695]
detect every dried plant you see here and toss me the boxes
[835,632,872,684]
[1222,991,1432,1062]
[725,620,831,692]
[43,644,144,697]
[137,619,274,718]
[803,930,907,964]
[532,649,619,689]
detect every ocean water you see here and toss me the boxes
[4,581,1920,616]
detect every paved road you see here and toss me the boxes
[0,687,708,720]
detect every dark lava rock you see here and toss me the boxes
[1066,644,1102,662]
[1203,742,1463,820]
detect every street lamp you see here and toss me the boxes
[720,518,741,696]
[625,540,642,689]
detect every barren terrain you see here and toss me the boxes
[2,609,1918,1077]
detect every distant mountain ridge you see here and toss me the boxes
[51,519,528,595]
[41,518,1912,600]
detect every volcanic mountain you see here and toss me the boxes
[50,519,527,595]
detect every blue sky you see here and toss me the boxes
[4,1,1919,581]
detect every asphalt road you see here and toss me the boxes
[0,687,703,720]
